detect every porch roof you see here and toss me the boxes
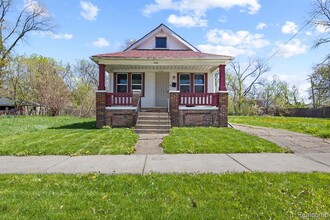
[92,50,231,59]
[91,50,233,73]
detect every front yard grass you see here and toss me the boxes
[229,116,330,139]
[0,173,329,219]
[0,116,138,155]
[162,127,286,153]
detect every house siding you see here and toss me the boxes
[136,32,190,50]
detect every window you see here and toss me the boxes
[194,74,205,93]
[178,73,207,93]
[115,73,145,96]
[179,74,190,93]
[155,37,167,48]
[116,74,127,92]
[131,73,142,91]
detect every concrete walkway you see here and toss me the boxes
[134,134,165,155]
[0,153,329,174]
[233,123,330,154]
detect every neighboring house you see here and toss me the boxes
[91,24,233,130]
[0,97,45,116]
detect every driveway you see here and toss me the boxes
[233,123,330,154]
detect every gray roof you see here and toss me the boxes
[0,97,36,107]
[0,97,15,107]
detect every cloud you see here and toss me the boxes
[92,38,110,48]
[315,21,330,33]
[49,32,73,40]
[305,31,312,36]
[24,0,49,17]
[198,29,269,57]
[281,21,298,34]
[167,14,207,27]
[143,0,261,16]
[197,44,247,57]
[256,22,267,30]
[218,16,227,23]
[143,0,261,28]
[206,29,269,48]
[273,39,307,58]
[80,1,99,21]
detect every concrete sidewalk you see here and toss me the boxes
[0,153,329,174]
[233,124,330,153]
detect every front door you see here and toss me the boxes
[155,72,169,107]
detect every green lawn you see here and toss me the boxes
[0,116,138,155]
[0,173,329,219]
[162,127,287,153]
[229,116,330,139]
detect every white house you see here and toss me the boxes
[91,23,233,132]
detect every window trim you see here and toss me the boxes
[114,72,145,96]
[155,37,167,49]
[177,73,208,93]
[115,73,128,93]
[178,73,191,93]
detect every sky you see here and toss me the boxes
[12,0,330,100]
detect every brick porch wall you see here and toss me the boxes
[169,91,228,127]
[105,110,137,127]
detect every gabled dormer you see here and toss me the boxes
[125,23,200,52]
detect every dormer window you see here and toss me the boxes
[155,37,167,48]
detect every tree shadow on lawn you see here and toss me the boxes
[50,121,97,130]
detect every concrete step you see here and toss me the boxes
[141,108,168,112]
[135,124,171,129]
[135,128,170,134]
[137,120,170,125]
[138,116,169,121]
[138,112,169,116]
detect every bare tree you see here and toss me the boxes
[0,0,53,76]
[310,0,330,50]
[227,59,271,114]
[74,59,99,88]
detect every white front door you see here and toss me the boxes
[155,72,169,107]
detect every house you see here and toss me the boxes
[0,97,45,116]
[91,24,233,131]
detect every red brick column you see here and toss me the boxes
[96,92,106,128]
[218,91,228,127]
[98,64,105,90]
[219,65,227,91]
[169,91,180,126]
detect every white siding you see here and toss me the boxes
[207,72,215,93]
[136,31,191,50]
[108,72,114,92]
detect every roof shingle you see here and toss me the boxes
[92,50,231,59]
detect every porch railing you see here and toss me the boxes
[179,93,219,106]
[106,93,132,106]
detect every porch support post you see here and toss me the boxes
[169,91,180,126]
[96,91,106,128]
[219,65,227,91]
[96,64,106,128]
[218,91,228,127]
[98,64,106,90]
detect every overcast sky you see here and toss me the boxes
[14,0,329,100]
